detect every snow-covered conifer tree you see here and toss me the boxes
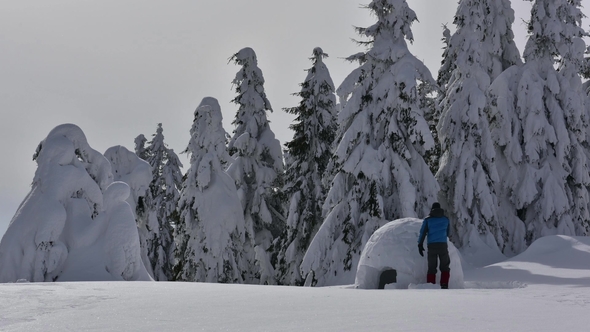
[104,145,156,278]
[487,0,590,249]
[0,124,150,282]
[438,0,522,85]
[226,47,286,285]
[134,134,149,161]
[301,0,439,286]
[276,48,338,286]
[175,97,248,283]
[583,46,590,95]
[435,0,523,254]
[423,86,442,175]
[134,124,182,281]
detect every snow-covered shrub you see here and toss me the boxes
[102,181,151,281]
[0,124,150,282]
[104,145,156,279]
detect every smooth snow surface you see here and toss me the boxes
[1,234,590,331]
[355,218,463,289]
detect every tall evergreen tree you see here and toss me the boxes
[487,0,590,249]
[583,45,590,95]
[175,97,248,283]
[276,48,338,286]
[438,0,522,85]
[134,124,182,281]
[226,47,286,285]
[436,0,522,254]
[301,0,438,287]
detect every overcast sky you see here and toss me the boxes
[0,1,588,237]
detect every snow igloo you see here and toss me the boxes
[355,218,464,289]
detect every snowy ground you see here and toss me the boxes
[1,235,590,331]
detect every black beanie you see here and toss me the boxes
[431,202,441,210]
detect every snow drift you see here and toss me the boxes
[0,124,151,282]
[355,218,464,289]
[466,235,590,286]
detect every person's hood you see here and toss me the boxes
[429,208,445,218]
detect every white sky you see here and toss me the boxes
[0,1,588,236]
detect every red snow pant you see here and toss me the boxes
[427,242,450,288]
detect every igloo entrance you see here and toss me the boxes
[378,269,397,289]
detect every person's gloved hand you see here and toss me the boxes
[418,244,424,257]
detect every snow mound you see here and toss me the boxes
[355,218,464,289]
[509,235,590,266]
[458,226,507,268]
[465,235,590,287]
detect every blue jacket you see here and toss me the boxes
[418,208,450,245]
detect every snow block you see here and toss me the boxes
[355,218,464,289]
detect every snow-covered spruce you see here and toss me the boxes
[275,48,338,286]
[487,0,590,249]
[134,124,182,281]
[0,124,150,282]
[585,45,590,96]
[355,218,463,289]
[301,0,439,287]
[584,49,590,95]
[175,97,248,283]
[437,0,522,86]
[436,0,523,254]
[226,48,286,285]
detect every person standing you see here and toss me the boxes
[418,202,451,289]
